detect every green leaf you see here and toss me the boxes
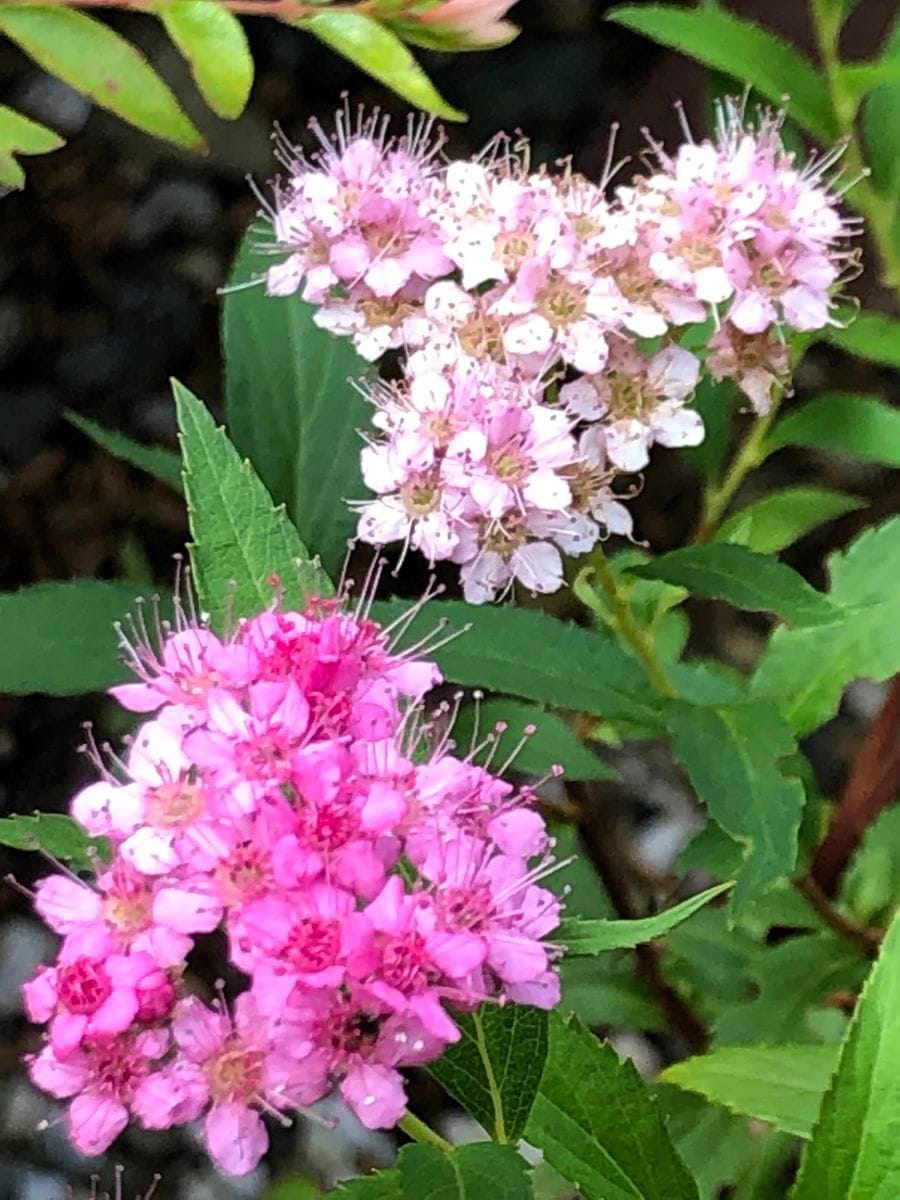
[525,1013,699,1200]
[606,5,836,143]
[677,375,738,483]
[449,698,615,781]
[428,1005,548,1143]
[65,411,183,492]
[627,543,836,627]
[662,1045,837,1138]
[156,0,253,120]
[223,224,370,579]
[0,813,108,871]
[717,487,865,554]
[765,394,900,468]
[752,517,900,734]
[558,883,732,955]
[0,580,170,695]
[656,1088,756,1200]
[174,379,328,629]
[329,1171,399,1200]
[664,906,761,1020]
[0,103,63,189]
[300,11,466,121]
[715,933,868,1046]
[399,1144,531,1200]
[0,6,203,150]
[372,599,664,729]
[793,910,900,1199]
[561,957,666,1031]
[826,312,900,368]
[664,701,805,918]
[841,805,900,925]
[862,14,900,200]
[841,59,900,102]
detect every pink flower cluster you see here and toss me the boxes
[23,599,561,1175]
[263,99,852,600]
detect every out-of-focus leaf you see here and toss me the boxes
[558,883,731,955]
[677,375,738,483]
[662,1044,838,1138]
[0,6,203,149]
[66,410,183,492]
[765,394,900,468]
[0,103,63,189]
[561,957,666,1031]
[841,806,900,925]
[862,13,900,199]
[300,11,466,121]
[0,813,108,871]
[174,379,328,629]
[826,311,900,367]
[606,5,837,142]
[717,487,865,553]
[156,0,253,119]
[655,1087,756,1200]
[841,58,900,101]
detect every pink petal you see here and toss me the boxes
[341,1063,407,1130]
[204,1103,268,1176]
[68,1094,128,1156]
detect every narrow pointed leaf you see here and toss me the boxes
[558,883,732,955]
[826,312,900,368]
[0,6,203,149]
[174,379,328,629]
[66,411,183,492]
[0,103,63,189]
[718,487,865,553]
[157,0,253,119]
[765,394,900,467]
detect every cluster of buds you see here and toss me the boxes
[23,595,561,1175]
[264,99,854,600]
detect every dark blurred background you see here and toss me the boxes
[0,2,898,1196]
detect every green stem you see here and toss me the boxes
[398,1112,453,1153]
[694,398,781,542]
[589,547,680,699]
[472,1010,508,1143]
[809,0,900,292]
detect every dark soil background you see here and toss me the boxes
[0,1,898,1196]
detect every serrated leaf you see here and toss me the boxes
[449,698,615,781]
[662,1044,837,1138]
[0,6,202,150]
[525,1013,699,1200]
[826,312,900,368]
[399,1143,530,1200]
[66,411,183,492]
[0,580,171,695]
[428,1004,548,1143]
[0,813,108,871]
[606,5,836,142]
[664,701,804,918]
[558,883,731,956]
[0,103,63,189]
[156,0,252,120]
[223,223,370,579]
[717,487,865,553]
[627,543,836,626]
[715,933,868,1046]
[300,11,465,121]
[752,517,900,733]
[174,379,328,629]
[793,910,900,1199]
[765,394,900,468]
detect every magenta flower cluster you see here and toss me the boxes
[23,599,561,1175]
[265,100,853,601]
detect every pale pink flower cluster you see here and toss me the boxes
[24,599,561,1175]
[264,99,851,598]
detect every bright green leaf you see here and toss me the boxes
[329,1172,400,1200]
[826,312,900,368]
[793,911,900,1199]
[662,1044,837,1138]
[301,11,466,121]
[665,701,805,918]
[157,0,253,120]
[174,379,328,629]
[0,102,63,189]
[627,543,836,626]
[223,223,370,579]
[841,806,900,925]
[862,13,900,199]
[717,486,865,553]
[765,394,900,468]
[558,883,732,956]
[841,59,900,101]
[525,1013,699,1200]
[428,1005,548,1143]
[0,580,171,695]
[606,5,836,142]
[0,6,203,150]
[399,1143,531,1200]
[66,411,183,492]
[449,698,615,781]
[0,813,108,871]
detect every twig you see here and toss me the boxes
[793,874,881,957]
[810,675,900,897]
